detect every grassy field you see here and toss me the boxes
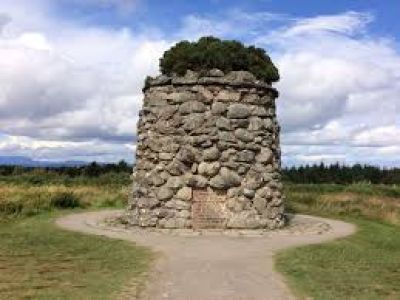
[0,180,129,219]
[0,211,152,299]
[1,177,400,299]
[276,183,400,299]
[0,175,154,300]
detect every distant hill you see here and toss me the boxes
[0,156,88,167]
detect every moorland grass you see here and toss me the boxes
[276,184,400,299]
[1,178,400,299]
[0,182,129,218]
[0,212,152,299]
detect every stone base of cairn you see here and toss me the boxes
[126,70,285,229]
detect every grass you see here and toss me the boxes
[1,178,400,299]
[0,182,129,219]
[0,211,152,299]
[276,184,400,299]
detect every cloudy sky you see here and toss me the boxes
[0,0,399,166]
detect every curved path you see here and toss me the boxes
[56,210,356,300]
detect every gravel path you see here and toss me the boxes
[56,210,356,300]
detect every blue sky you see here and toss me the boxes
[0,0,399,166]
[55,0,399,37]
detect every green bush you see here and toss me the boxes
[160,36,279,83]
[50,192,81,209]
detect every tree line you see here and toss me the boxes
[0,161,131,177]
[1,161,400,185]
[282,163,400,185]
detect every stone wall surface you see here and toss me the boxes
[126,69,285,229]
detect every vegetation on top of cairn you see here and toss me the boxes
[159,36,280,83]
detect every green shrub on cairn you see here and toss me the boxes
[159,36,279,83]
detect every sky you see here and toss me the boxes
[0,0,399,166]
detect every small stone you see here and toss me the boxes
[253,197,267,213]
[152,208,173,218]
[158,105,178,119]
[216,117,231,130]
[208,68,224,77]
[234,128,255,142]
[227,187,241,198]
[136,197,160,208]
[176,146,197,164]
[166,176,185,189]
[167,91,197,103]
[210,167,241,189]
[243,177,263,190]
[264,118,273,131]
[147,75,171,86]
[157,187,174,200]
[220,149,237,162]
[209,175,225,189]
[236,150,255,162]
[166,159,187,176]
[179,101,206,114]
[264,205,284,219]
[252,106,268,117]
[200,140,213,148]
[216,90,241,102]
[230,119,249,128]
[175,210,191,219]
[162,217,190,229]
[203,147,220,161]
[182,70,199,82]
[256,148,273,164]
[227,104,251,119]
[248,117,264,131]
[256,186,273,199]
[165,199,191,210]
[159,152,174,160]
[218,131,236,142]
[138,215,158,227]
[225,71,256,83]
[175,187,192,201]
[182,114,205,131]
[211,102,227,115]
[243,188,255,199]
[237,165,249,175]
[185,174,208,188]
[242,93,260,104]
[198,161,221,177]
[195,86,214,103]
[150,174,166,186]
[226,197,245,212]
[270,197,283,207]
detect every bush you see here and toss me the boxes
[160,36,279,83]
[50,192,81,209]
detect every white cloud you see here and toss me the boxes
[0,3,169,145]
[352,126,400,147]
[281,11,373,37]
[178,10,288,41]
[0,4,399,165]
[0,135,135,162]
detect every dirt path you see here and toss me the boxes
[56,210,356,300]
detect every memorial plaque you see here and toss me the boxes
[192,189,227,229]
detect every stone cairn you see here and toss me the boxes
[126,69,285,229]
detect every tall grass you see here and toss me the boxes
[284,183,400,225]
[0,183,129,218]
[0,172,131,186]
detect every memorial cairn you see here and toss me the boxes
[126,37,285,230]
